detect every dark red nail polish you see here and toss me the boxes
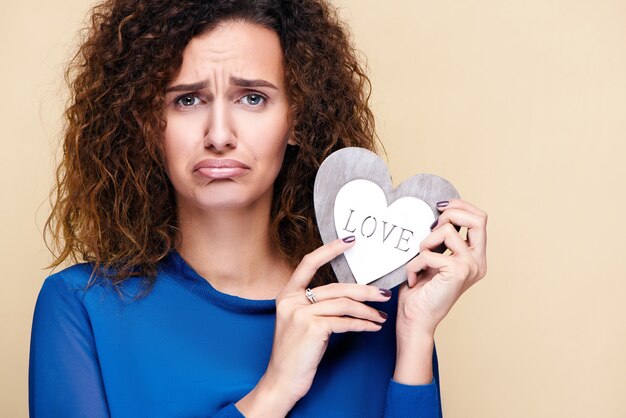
[378,310,388,320]
[342,235,355,243]
[430,219,438,230]
[379,288,392,297]
[436,201,449,208]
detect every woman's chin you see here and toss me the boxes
[181,189,273,215]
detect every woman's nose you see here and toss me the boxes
[203,101,236,151]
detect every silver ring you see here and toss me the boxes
[305,288,317,304]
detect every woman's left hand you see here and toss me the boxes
[393,198,488,384]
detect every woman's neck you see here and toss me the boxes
[175,202,292,300]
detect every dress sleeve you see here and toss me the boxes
[29,274,111,418]
[382,345,443,418]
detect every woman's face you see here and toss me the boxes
[163,21,292,215]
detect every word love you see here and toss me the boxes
[341,209,414,253]
[334,179,435,285]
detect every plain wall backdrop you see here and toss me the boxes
[2,0,625,416]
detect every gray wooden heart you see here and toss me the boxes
[313,147,460,289]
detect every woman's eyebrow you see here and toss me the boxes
[165,81,207,93]
[165,77,278,93]
[230,77,278,90]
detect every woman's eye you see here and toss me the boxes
[240,93,266,107]
[174,94,201,107]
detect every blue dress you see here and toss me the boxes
[29,251,442,417]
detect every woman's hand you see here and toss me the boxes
[236,237,392,417]
[394,199,487,385]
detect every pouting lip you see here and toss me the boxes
[192,158,250,172]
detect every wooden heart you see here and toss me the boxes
[314,147,460,289]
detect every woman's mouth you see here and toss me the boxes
[193,159,250,179]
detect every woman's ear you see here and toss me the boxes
[285,125,297,146]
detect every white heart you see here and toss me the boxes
[334,179,435,285]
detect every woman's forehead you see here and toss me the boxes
[171,21,285,87]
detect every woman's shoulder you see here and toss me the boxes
[39,263,121,298]
[37,262,151,306]
[45,262,97,284]
[32,264,103,335]
[38,263,98,297]
[33,263,163,331]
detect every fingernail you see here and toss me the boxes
[436,201,449,208]
[378,310,388,320]
[430,219,438,230]
[342,235,356,243]
[379,288,392,297]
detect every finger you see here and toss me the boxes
[306,297,388,323]
[432,208,480,231]
[322,316,383,334]
[285,237,356,292]
[436,198,486,218]
[432,208,487,256]
[420,231,486,289]
[308,283,392,304]
[429,223,461,254]
[408,250,480,292]
[436,200,488,252]
[421,223,472,258]
[406,271,432,289]
[407,250,451,274]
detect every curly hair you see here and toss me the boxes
[46,0,378,291]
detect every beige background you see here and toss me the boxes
[2,0,625,416]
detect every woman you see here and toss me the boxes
[30,0,487,417]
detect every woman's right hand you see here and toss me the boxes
[236,237,392,417]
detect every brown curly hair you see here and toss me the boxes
[46,0,378,291]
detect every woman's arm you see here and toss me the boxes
[29,274,111,418]
[391,199,488,415]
